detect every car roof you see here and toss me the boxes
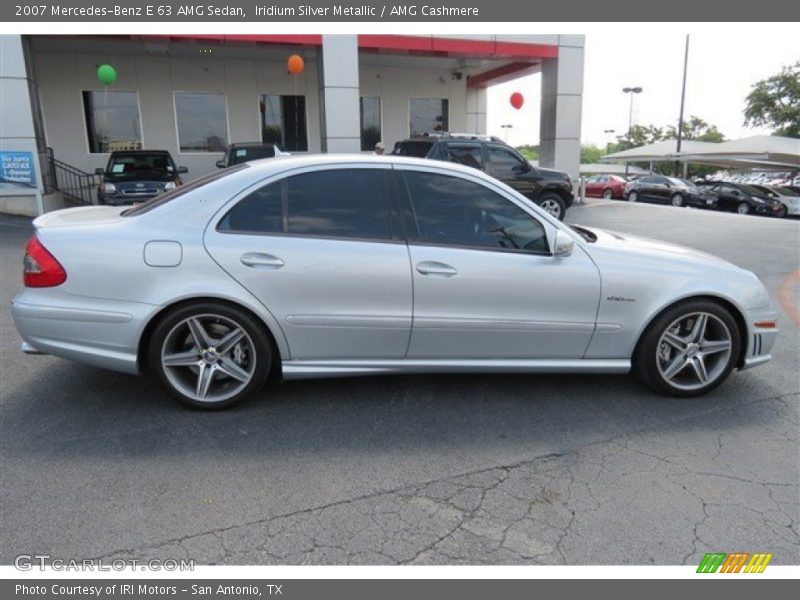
[109,149,171,155]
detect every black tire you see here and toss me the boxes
[737,201,751,215]
[627,191,638,202]
[537,192,567,220]
[148,301,273,410]
[671,193,685,207]
[602,188,614,200]
[634,299,741,397]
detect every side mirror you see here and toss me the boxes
[215,160,226,169]
[178,166,188,174]
[553,231,575,257]
[94,167,104,175]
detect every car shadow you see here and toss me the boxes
[1,360,786,461]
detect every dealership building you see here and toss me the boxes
[0,33,584,216]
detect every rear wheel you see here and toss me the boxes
[634,300,740,397]
[627,191,638,202]
[737,201,751,215]
[148,302,272,409]
[671,193,685,207]
[538,193,566,221]
[602,188,614,200]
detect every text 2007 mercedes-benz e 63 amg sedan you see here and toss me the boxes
[12,155,778,409]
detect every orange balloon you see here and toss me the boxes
[287,54,304,75]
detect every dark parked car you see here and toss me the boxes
[216,142,287,169]
[584,174,627,199]
[96,150,187,205]
[697,182,787,217]
[392,134,574,220]
[624,175,717,209]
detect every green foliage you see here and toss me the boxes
[665,116,725,143]
[744,61,800,138]
[516,145,539,161]
[580,144,605,164]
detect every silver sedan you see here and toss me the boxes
[12,155,778,409]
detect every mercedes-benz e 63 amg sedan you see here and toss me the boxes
[12,155,778,409]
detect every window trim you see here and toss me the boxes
[80,89,144,155]
[395,167,552,257]
[173,91,230,155]
[215,165,403,244]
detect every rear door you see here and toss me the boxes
[204,165,413,360]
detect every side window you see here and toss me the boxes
[402,171,548,253]
[447,144,483,170]
[487,146,526,178]
[219,169,392,240]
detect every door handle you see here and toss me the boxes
[240,252,285,269]
[416,261,457,277]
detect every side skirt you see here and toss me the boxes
[281,358,631,380]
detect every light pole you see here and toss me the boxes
[622,86,643,176]
[675,34,690,177]
[500,124,513,142]
[603,128,616,154]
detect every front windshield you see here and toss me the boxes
[739,184,768,197]
[775,186,799,197]
[106,153,173,178]
[122,164,248,216]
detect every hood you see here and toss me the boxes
[536,167,570,181]
[575,225,738,271]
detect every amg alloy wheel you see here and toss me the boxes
[635,300,740,397]
[149,302,272,409]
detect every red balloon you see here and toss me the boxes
[287,54,305,76]
[510,92,524,110]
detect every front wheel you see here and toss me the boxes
[627,191,638,202]
[737,201,751,215]
[634,300,740,397]
[671,193,685,207]
[538,193,566,221]
[775,205,787,218]
[148,302,272,409]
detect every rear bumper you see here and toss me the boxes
[11,289,156,375]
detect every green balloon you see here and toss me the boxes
[96,64,117,86]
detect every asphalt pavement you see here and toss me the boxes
[0,199,797,565]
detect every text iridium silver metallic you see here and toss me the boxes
[11,155,777,405]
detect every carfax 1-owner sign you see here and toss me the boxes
[0,151,36,185]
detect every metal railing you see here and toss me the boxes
[47,148,99,206]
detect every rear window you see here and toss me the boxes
[122,164,248,216]
[229,145,276,165]
[391,141,434,158]
[106,153,173,177]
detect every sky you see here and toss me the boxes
[486,33,799,148]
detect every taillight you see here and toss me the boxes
[23,236,66,287]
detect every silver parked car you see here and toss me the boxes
[12,155,778,409]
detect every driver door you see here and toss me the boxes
[398,167,601,359]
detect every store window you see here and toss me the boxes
[360,96,382,151]
[260,95,308,152]
[410,98,449,136]
[82,91,142,153]
[174,92,228,152]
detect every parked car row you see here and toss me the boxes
[703,171,799,187]
[617,175,793,218]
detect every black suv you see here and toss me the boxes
[96,150,187,205]
[392,134,574,220]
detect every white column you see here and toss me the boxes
[539,35,584,179]
[318,35,361,153]
[466,87,487,134]
[0,35,45,216]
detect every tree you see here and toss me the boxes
[580,143,605,164]
[612,124,665,152]
[516,145,539,162]
[665,116,725,143]
[744,61,800,138]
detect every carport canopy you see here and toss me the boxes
[580,163,649,176]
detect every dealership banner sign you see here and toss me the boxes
[0,151,36,186]
[4,0,799,21]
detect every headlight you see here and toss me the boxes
[102,182,116,194]
[164,181,177,190]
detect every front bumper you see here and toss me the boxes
[740,306,779,370]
